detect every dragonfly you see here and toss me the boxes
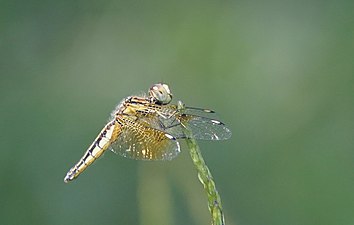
[64,83,231,183]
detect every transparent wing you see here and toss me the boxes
[109,118,180,160]
[158,105,232,140]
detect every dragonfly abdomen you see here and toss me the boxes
[64,121,119,183]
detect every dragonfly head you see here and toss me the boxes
[149,83,172,105]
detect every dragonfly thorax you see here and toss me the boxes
[112,96,155,118]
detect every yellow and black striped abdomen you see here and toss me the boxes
[64,121,121,183]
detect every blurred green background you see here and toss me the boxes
[1,1,353,225]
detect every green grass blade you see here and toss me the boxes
[185,137,225,225]
[178,101,225,225]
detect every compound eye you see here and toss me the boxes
[149,83,172,104]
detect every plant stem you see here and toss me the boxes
[185,137,225,225]
[178,101,225,225]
